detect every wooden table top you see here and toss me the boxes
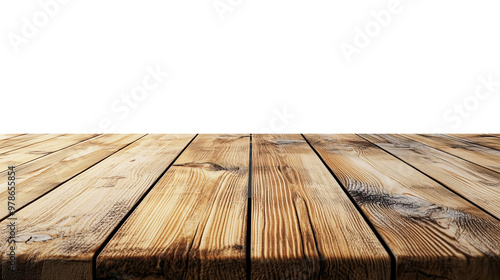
[0,134,499,280]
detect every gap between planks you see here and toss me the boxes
[96,134,250,279]
[304,134,500,279]
[402,134,500,174]
[0,134,196,280]
[303,134,397,280]
[0,134,146,222]
[3,134,499,280]
[358,134,500,221]
[250,134,390,279]
[92,134,199,279]
[246,134,252,280]
[0,134,100,171]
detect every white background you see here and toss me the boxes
[1,0,499,133]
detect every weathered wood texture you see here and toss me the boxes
[448,134,500,151]
[1,134,499,279]
[305,134,500,280]
[0,134,98,169]
[0,134,64,154]
[404,134,500,173]
[97,134,250,280]
[0,134,195,280]
[361,134,500,220]
[0,134,24,141]
[252,134,390,280]
[0,134,144,220]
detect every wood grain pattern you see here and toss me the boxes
[448,134,500,151]
[404,134,500,173]
[0,134,99,169]
[1,134,499,279]
[0,134,24,141]
[0,134,65,154]
[252,134,390,280]
[0,134,144,220]
[305,134,500,280]
[361,134,500,219]
[97,134,250,280]
[0,134,195,280]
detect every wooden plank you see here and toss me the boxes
[251,134,390,279]
[0,134,99,169]
[0,134,24,141]
[305,134,500,280]
[97,134,250,279]
[0,134,144,220]
[403,134,500,173]
[0,134,195,280]
[447,134,500,151]
[0,134,65,154]
[361,134,500,219]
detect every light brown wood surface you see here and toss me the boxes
[0,134,195,280]
[403,134,500,173]
[0,134,24,141]
[0,134,144,220]
[0,134,98,169]
[97,134,250,279]
[447,134,500,151]
[1,134,499,279]
[252,134,390,280]
[305,134,500,280]
[361,134,500,220]
[0,134,65,154]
